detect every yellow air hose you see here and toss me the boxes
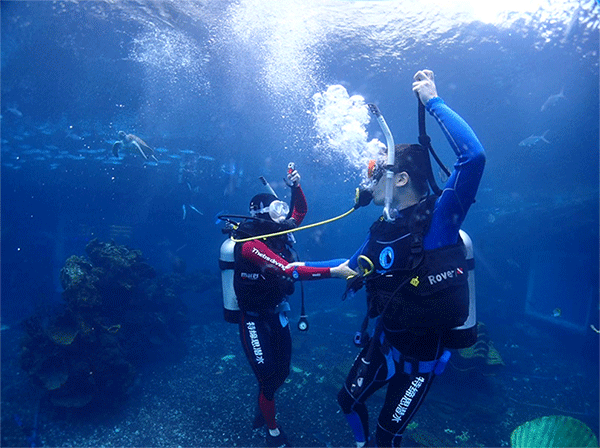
[229,186,370,243]
[231,206,356,243]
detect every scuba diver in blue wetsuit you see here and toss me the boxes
[292,69,486,447]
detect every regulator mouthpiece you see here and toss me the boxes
[354,187,373,209]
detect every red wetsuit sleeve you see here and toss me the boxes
[291,186,307,224]
[240,239,331,280]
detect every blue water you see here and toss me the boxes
[2,1,599,447]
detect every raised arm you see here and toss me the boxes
[413,70,486,248]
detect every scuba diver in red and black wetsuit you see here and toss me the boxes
[219,166,354,447]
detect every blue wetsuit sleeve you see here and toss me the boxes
[304,232,370,270]
[424,97,486,249]
[347,232,371,270]
[305,259,347,268]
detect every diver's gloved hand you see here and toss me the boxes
[412,69,438,106]
[280,218,297,229]
[287,169,301,187]
[354,187,373,209]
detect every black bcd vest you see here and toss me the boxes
[363,196,469,332]
[232,220,295,312]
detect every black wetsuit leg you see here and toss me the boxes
[375,368,437,447]
[375,331,444,447]
[337,341,389,444]
[239,312,292,400]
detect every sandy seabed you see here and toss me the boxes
[2,317,597,447]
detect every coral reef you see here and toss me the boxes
[20,239,190,409]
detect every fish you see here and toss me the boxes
[66,131,83,141]
[541,88,565,112]
[552,307,562,318]
[519,130,550,147]
[182,204,187,220]
[7,107,23,117]
[78,148,106,154]
[188,204,203,215]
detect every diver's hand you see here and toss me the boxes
[330,260,358,279]
[288,169,301,187]
[412,69,438,106]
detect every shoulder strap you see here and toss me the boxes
[407,195,437,269]
[418,101,450,197]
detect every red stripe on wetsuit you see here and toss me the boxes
[240,241,331,279]
[290,186,307,224]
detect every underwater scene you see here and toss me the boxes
[1,1,599,447]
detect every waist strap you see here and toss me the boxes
[396,349,451,375]
[382,340,451,378]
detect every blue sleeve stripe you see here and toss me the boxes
[305,258,347,268]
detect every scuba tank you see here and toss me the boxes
[444,229,477,349]
[220,238,240,323]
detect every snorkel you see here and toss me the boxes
[259,175,279,198]
[368,104,396,222]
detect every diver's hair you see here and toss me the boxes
[394,144,429,196]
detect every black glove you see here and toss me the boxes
[342,275,365,301]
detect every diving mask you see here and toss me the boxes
[250,199,290,223]
[367,158,397,183]
[367,159,385,182]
